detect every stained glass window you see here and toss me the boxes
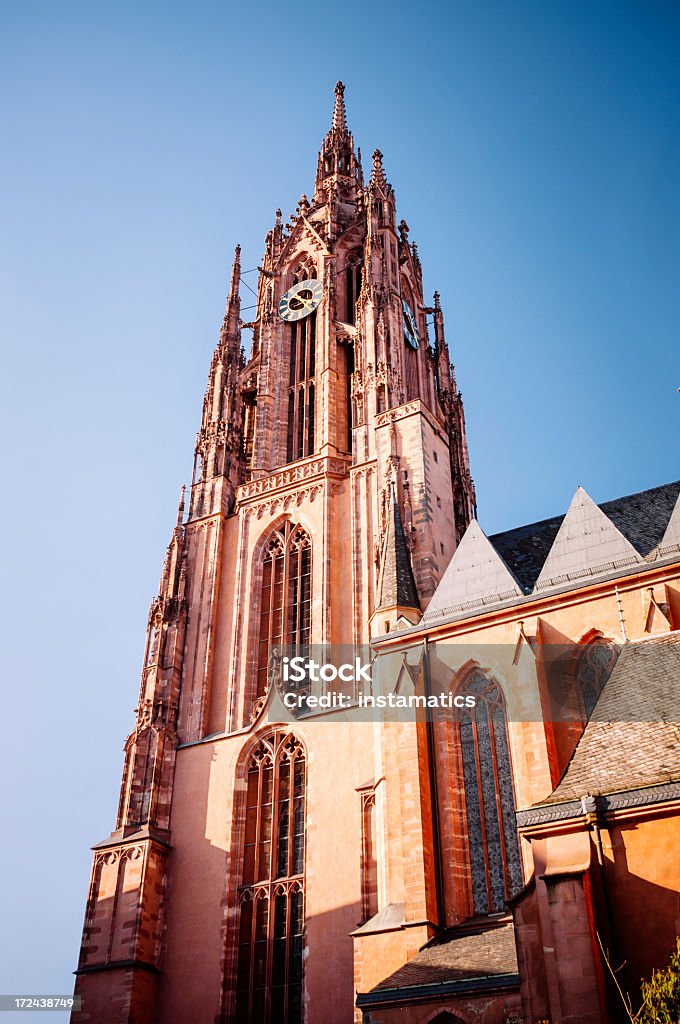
[575,639,618,720]
[235,733,306,1024]
[458,674,522,914]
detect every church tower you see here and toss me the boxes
[72,82,475,1024]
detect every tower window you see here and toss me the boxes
[235,732,306,1024]
[344,251,363,325]
[257,524,312,701]
[286,267,317,464]
[457,674,522,914]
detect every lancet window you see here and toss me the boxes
[256,523,312,700]
[574,637,618,720]
[457,674,523,914]
[344,249,363,324]
[235,732,306,1024]
[286,261,317,463]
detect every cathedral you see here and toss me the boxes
[73,84,680,1024]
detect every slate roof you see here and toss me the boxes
[489,480,680,592]
[371,917,517,992]
[376,489,420,611]
[541,633,680,806]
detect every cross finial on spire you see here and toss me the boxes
[332,81,347,132]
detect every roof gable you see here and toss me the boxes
[423,520,522,621]
[660,490,680,555]
[534,486,642,592]
[490,480,680,592]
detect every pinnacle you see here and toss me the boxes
[370,148,387,187]
[332,81,347,133]
[228,243,241,293]
[176,484,186,528]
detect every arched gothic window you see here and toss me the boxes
[401,281,420,401]
[458,674,522,915]
[574,638,618,720]
[344,249,363,324]
[256,524,312,700]
[235,732,306,1024]
[286,262,317,464]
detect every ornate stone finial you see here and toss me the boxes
[434,290,441,311]
[298,194,310,213]
[371,149,387,187]
[176,484,186,527]
[332,81,347,132]
[275,208,282,227]
[398,219,409,242]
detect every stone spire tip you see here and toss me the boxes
[332,81,347,132]
[176,484,186,527]
[370,149,387,187]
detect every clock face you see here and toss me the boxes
[402,299,420,350]
[278,279,323,322]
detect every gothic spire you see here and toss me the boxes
[314,81,360,199]
[222,244,241,343]
[376,486,420,612]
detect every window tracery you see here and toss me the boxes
[235,732,306,1024]
[458,674,522,914]
[286,260,317,464]
[256,524,312,701]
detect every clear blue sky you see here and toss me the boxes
[1,0,678,1015]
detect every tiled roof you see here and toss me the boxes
[372,917,517,992]
[541,633,680,806]
[489,480,680,593]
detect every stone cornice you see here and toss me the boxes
[516,780,680,832]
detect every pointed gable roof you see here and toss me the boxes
[375,489,420,612]
[534,486,642,592]
[423,520,523,622]
[490,481,680,591]
[659,489,680,555]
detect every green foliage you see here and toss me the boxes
[636,937,680,1024]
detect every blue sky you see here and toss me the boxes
[1,0,678,1015]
